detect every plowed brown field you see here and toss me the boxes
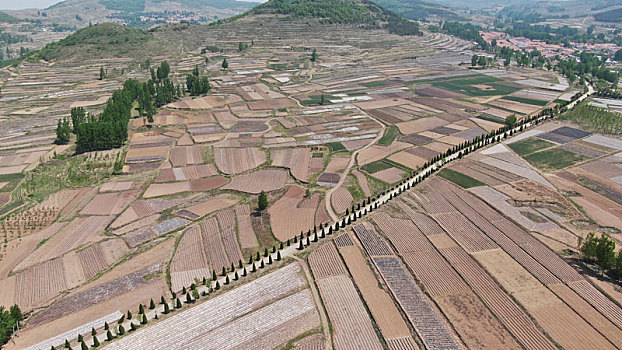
[269,185,317,241]
[214,147,266,175]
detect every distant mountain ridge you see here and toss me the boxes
[25,0,427,63]
[95,0,258,12]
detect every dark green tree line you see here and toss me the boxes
[0,305,22,346]
[186,65,210,96]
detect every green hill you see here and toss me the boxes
[594,8,622,23]
[371,0,458,21]
[250,0,423,35]
[0,12,19,23]
[35,23,155,61]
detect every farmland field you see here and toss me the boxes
[523,148,589,170]
[438,168,485,188]
[309,243,384,350]
[507,137,556,156]
[105,264,315,349]
[1,2,617,348]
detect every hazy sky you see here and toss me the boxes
[0,0,60,10]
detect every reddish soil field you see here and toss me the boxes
[201,217,230,271]
[308,243,347,279]
[80,190,140,215]
[338,244,412,340]
[308,243,383,350]
[316,275,384,350]
[352,170,371,197]
[18,216,112,270]
[189,176,229,191]
[13,258,68,310]
[98,181,133,192]
[314,198,331,226]
[181,194,238,219]
[434,292,521,349]
[247,98,297,110]
[271,148,311,182]
[268,185,317,241]
[235,205,258,249]
[143,182,191,198]
[439,246,556,350]
[331,187,353,214]
[170,146,203,167]
[214,147,266,175]
[170,226,210,291]
[370,167,405,184]
[357,142,411,166]
[222,169,288,194]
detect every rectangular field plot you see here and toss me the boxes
[474,249,614,350]
[440,246,557,350]
[438,168,485,189]
[316,275,384,350]
[507,137,556,156]
[105,264,308,350]
[338,244,413,340]
[375,211,520,349]
[184,290,320,349]
[523,148,589,171]
[372,256,460,350]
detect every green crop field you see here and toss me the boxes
[361,81,388,88]
[502,96,548,106]
[327,142,346,152]
[508,137,556,156]
[523,148,588,171]
[438,168,484,188]
[378,126,400,146]
[361,160,393,173]
[475,114,504,124]
[429,75,519,96]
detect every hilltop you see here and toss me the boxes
[34,23,157,61]
[250,0,423,35]
[371,0,459,21]
[24,0,427,62]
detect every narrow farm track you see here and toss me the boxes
[325,108,385,221]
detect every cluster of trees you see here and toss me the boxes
[186,65,210,96]
[384,16,422,36]
[0,305,22,346]
[560,102,622,135]
[594,8,622,23]
[557,52,619,84]
[254,0,375,25]
[146,61,181,109]
[56,61,182,150]
[580,233,622,280]
[471,54,492,67]
[494,7,621,45]
[55,117,72,145]
[434,22,488,50]
[504,23,596,45]
[74,82,136,153]
[258,191,268,212]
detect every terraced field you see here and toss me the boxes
[105,264,312,349]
